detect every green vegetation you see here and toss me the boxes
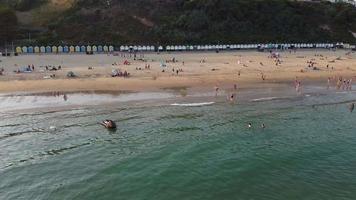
[0,4,18,44]
[1,0,356,46]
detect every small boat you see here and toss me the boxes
[101,120,117,129]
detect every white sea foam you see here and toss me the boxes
[170,102,215,107]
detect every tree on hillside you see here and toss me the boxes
[0,6,18,45]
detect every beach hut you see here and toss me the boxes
[158,46,163,51]
[64,46,69,53]
[28,46,34,53]
[74,46,79,52]
[58,46,63,53]
[80,46,86,52]
[166,46,171,51]
[103,46,109,52]
[46,46,52,53]
[22,46,28,53]
[98,45,103,52]
[120,46,124,51]
[52,46,58,53]
[34,46,40,53]
[109,46,114,52]
[40,46,46,53]
[92,46,97,52]
[86,46,92,52]
[142,46,147,51]
[16,47,22,54]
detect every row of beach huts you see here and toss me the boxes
[13,43,355,54]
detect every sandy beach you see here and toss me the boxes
[0,50,355,93]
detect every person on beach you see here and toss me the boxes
[234,84,238,91]
[327,77,331,90]
[214,85,219,96]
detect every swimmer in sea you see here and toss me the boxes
[248,123,252,129]
[261,123,266,129]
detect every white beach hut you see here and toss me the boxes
[92,45,97,52]
[74,46,80,52]
[103,45,109,52]
[22,46,28,53]
[109,46,114,52]
[40,46,46,53]
[33,46,39,53]
[58,46,63,53]
[86,46,92,52]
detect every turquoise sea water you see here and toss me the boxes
[1,85,356,200]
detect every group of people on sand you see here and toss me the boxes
[112,70,130,78]
[335,76,353,91]
[172,68,184,75]
[45,65,62,71]
[136,64,151,71]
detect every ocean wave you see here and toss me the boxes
[170,102,215,107]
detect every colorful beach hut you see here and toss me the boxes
[80,46,86,52]
[92,45,97,52]
[86,45,92,52]
[103,45,109,52]
[27,46,34,53]
[52,46,58,53]
[46,46,52,53]
[34,46,40,53]
[75,46,80,52]
[16,47,22,54]
[22,46,28,53]
[64,46,69,53]
[58,46,63,53]
[40,46,46,53]
[98,45,103,52]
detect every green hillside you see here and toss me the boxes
[1,0,356,46]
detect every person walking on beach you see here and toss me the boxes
[327,77,331,90]
[214,85,219,96]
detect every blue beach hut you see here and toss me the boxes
[28,46,34,53]
[64,46,69,53]
[98,45,103,52]
[80,46,86,52]
[46,46,52,53]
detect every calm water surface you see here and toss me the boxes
[1,86,356,200]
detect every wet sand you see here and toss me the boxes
[0,50,355,93]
